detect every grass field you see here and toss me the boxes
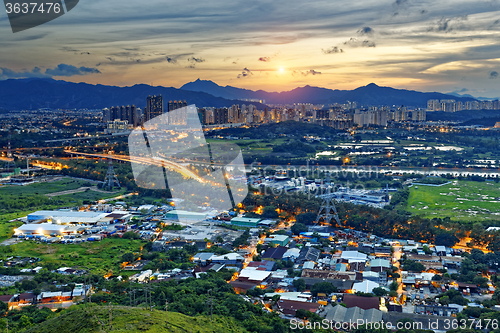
[407,180,500,222]
[25,305,249,333]
[0,178,90,195]
[8,238,143,275]
[0,177,126,220]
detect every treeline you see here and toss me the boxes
[242,191,495,248]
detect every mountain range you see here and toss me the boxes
[181,79,477,106]
[0,78,477,110]
[0,78,267,111]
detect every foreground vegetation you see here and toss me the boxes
[22,305,249,333]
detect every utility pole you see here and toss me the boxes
[314,189,341,226]
[103,151,120,190]
[149,288,153,311]
[165,300,168,328]
[206,289,214,322]
[109,301,112,331]
[4,134,14,172]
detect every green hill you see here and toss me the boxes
[23,305,249,333]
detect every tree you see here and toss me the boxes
[435,233,459,247]
[121,252,134,263]
[432,274,442,281]
[372,287,388,297]
[21,279,38,291]
[291,223,308,235]
[295,212,317,225]
[439,295,450,305]
[293,279,306,292]
[422,245,432,255]
[389,281,399,292]
[295,308,309,319]
[402,260,425,272]
[310,282,338,296]
[261,206,279,219]
[19,314,32,328]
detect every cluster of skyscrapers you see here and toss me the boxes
[350,107,425,127]
[427,99,500,112]
[102,95,188,132]
[102,95,433,133]
[102,105,141,127]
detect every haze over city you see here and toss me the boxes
[2,0,500,97]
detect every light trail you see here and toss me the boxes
[64,150,206,183]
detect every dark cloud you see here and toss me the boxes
[362,40,376,47]
[0,67,45,79]
[16,33,49,41]
[44,64,101,76]
[420,10,428,15]
[394,0,408,5]
[185,56,205,68]
[490,71,498,79]
[0,64,100,80]
[237,67,252,78]
[429,16,468,33]
[258,57,271,62]
[292,69,322,76]
[343,38,376,48]
[165,53,195,64]
[188,57,205,63]
[61,46,90,55]
[357,27,374,36]
[494,19,500,25]
[61,47,80,52]
[322,46,344,54]
[303,69,321,76]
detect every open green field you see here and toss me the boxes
[407,180,500,222]
[207,137,290,155]
[0,178,91,195]
[6,238,143,275]
[0,177,126,221]
[25,305,248,333]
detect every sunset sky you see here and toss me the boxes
[2,0,500,97]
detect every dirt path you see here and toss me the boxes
[45,186,118,197]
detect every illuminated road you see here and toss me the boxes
[65,150,206,183]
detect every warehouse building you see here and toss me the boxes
[26,211,109,225]
[164,210,210,222]
[15,223,81,236]
[264,234,290,247]
[230,217,261,227]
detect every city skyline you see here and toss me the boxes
[1,0,500,98]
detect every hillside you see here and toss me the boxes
[0,79,267,111]
[181,79,476,107]
[23,305,249,333]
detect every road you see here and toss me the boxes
[65,150,206,183]
[392,245,405,302]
